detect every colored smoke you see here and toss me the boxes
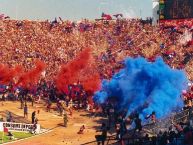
[0,64,23,84]
[17,60,46,88]
[56,48,91,93]
[82,73,101,93]
[94,57,188,119]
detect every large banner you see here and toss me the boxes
[159,0,193,20]
[0,122,41,134]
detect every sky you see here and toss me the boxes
[0,0,153,21]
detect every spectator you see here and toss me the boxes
[77,125,85,134]
[31,111,36,124]
[24,104,28,118]
[95,123,108,145]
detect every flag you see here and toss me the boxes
[113,13,123,18]
[3,127,8,133]
[101,13,112,20]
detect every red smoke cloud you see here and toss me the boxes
[56,48,101,96]
[82,73,101,104]
[0,60,45,89]
[56,48,91,93]
[82,73,101,93]
[17,60,46,89]
[0,64,23,84]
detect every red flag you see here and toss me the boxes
[102,13,112,20]
[3,127,8,133]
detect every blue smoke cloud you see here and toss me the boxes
[94,57,188,119]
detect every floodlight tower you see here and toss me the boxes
[152,0,159,25]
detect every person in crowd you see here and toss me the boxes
[184,126,193,145]
[31,121,38,134]
[46,99,52,112]
[172,121,183,135]
[159,131,169,145]
[6,112,13,122]
[35,117,38,124]
[134,113,142,133]
[24,104,28,118]
[63,112,68,127]
[7,131,14,140]
[77,125,85,134]
[69,107,73,117]
[30,94,34,107]
[145,111,156,124]
[95,123,108,145]
[31,111,36,124]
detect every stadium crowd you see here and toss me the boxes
[0,16,193,103]
[0,17,193,80]
[0,16,193,145]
